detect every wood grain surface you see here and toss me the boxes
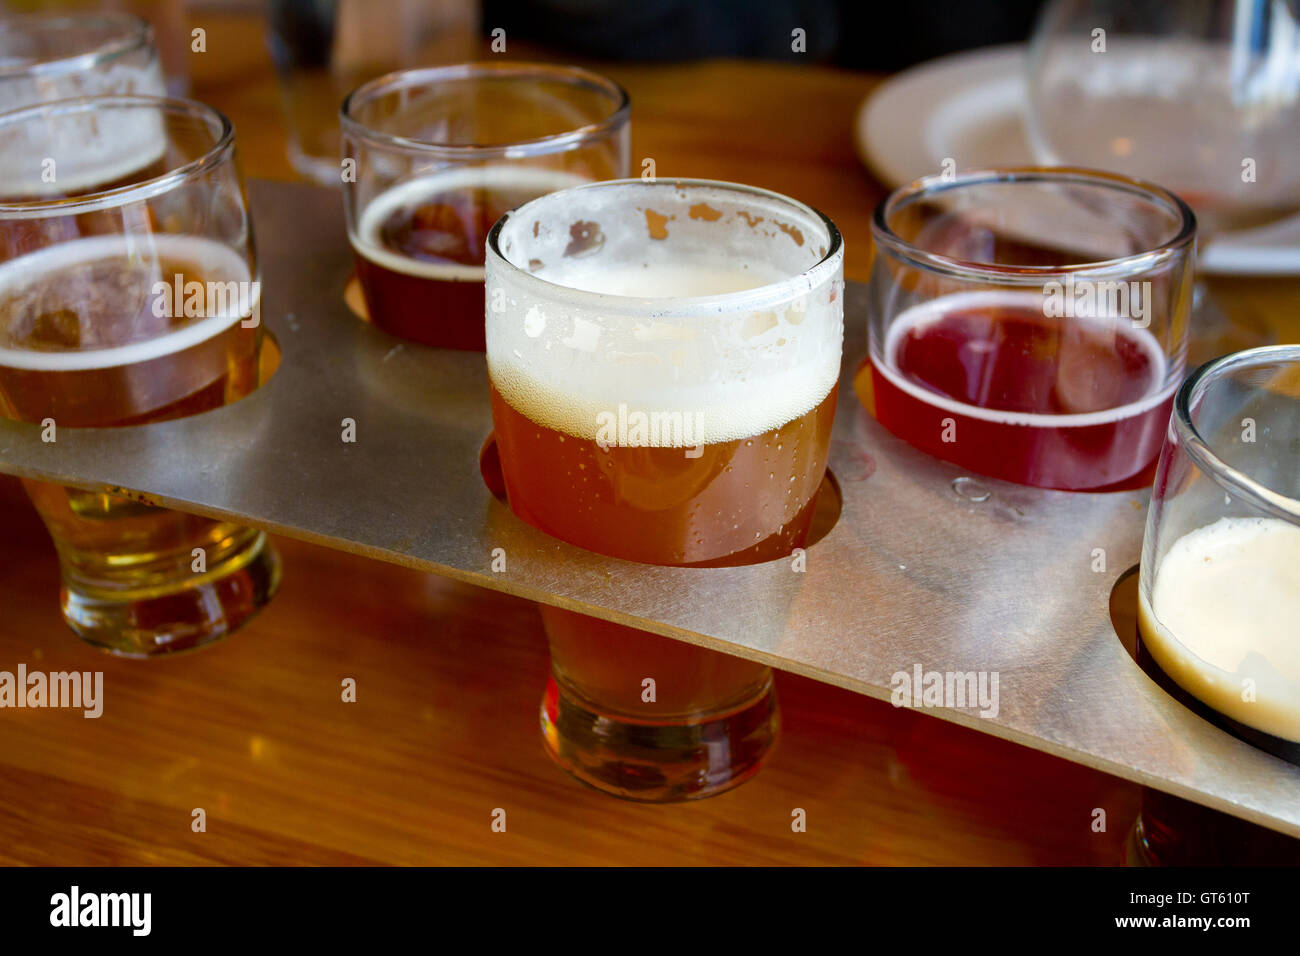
[1,7,1297,866]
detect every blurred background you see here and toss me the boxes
[3,0,1053,83]
[478,0,1046,67]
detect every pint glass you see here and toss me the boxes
[342,63,630,349]
[866,168,1196,490]
[0,96,279,656]
[485,179,844,799]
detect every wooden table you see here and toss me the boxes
[2,9,1297,866]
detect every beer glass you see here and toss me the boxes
[1027,0,1300,364]
[485,179,844,800]
[866,168,1196,490]
[268,0,479,183]
[0,96,279,657]
[0,12,164,112]
[1133,344,1300,863]
[342,63,630,350]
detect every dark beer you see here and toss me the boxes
[351,166,590,349]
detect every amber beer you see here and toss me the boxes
[490,384,837,718]
[489,313,838,792]
[0,96,278,656]
[0,233,275,653]
[0,236,259,423]
[490,389,836,565]
[351,166,591,350]
[485,178,844,799]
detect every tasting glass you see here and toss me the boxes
[1139,345,1300,742]
[341,62,630,350]
[0,96,278,657]
[866,167,1196,490]
[485,178,843,800]
[1134,344,1300,864]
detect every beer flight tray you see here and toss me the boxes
[3,180,1298,838]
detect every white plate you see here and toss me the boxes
[855,44,1300,276]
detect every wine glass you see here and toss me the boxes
[1025,0,1300,364]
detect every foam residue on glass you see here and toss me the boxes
[485,181,843,446]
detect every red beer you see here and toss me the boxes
[869,290,1175,490]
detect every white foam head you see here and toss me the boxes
[485,179,844,445]
[874,289,1177,427]
[1140,515,1300,741]
[0,234,255,371]
[352,164,594,282]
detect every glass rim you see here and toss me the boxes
[340,61,631,159]
[485,177,844,318]
[0,12,154,80]
[1174,343,1300,524]
[0,95,234,219]
[871,166,1198,283]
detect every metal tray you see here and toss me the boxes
[3,181,1298,837]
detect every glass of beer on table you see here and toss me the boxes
[865,168,1197,490]
[485,178,843,800]
[1134,344,1300,863]
[341,63,630,350]
[0,95,279,656]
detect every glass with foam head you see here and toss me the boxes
[0,96,279,657]
[0,12,164,118]
[342,62,630,351]
[1133,345,1300,862]
[1140,344,1300,744]
[485,178,843,800]
[867,167,1196,491]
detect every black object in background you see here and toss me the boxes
[267,0,336,71]
[483,0,1048,68]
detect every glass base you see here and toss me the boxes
[61,531,280,658]
[1124,790,1300,865]
[540,673,778,802]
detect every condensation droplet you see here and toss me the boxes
[951,476,991,502]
